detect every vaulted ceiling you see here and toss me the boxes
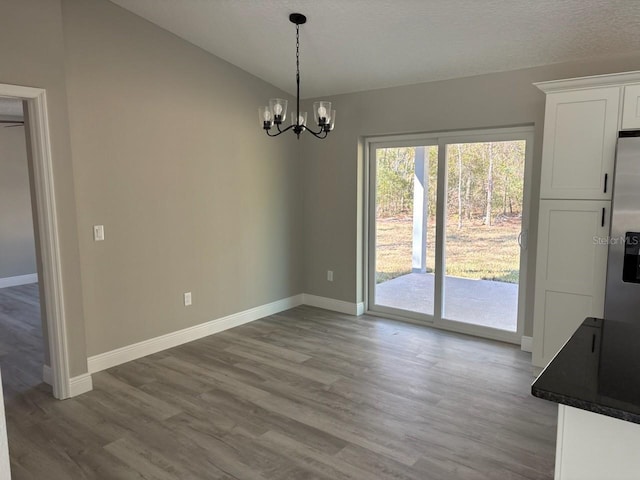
[111,0,640,98]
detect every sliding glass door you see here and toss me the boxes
[368,128,532,342]
[372,144,439,316]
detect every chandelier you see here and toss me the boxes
[259,13,335,139]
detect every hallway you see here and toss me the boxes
[0,284,45,403]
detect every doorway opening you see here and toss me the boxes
[0,97,44,401]
[0,83,73,399]
[367,127,533,343]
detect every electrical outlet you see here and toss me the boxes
[183,292,192,306]
[327,270,334,282]
[93,225,105,241]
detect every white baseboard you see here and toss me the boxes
[42,364,92,397]
[87,293,364,375]
[88,294,305,374]
[69,373,93,397]
[303,294,363,316]
[42,365,52,385]
[0,273,38,289]
[521,335,533,353]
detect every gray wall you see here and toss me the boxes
[301,54,640,337]
[1,0,301,373]
[3,0,640,372]
[61,0,302,356]
[0,0,88,376]
[0,125,37,280]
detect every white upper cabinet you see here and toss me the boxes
[622,84,640,130]
[540,87,620,200]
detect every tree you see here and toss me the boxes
[376,141,525,226]
[376,147,415,217]
[456,144,463,229]
[484,142,494,226]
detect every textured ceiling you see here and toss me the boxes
[113,1,640,98]
[0,97,23,117]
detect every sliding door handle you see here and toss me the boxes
[518,230,527,250]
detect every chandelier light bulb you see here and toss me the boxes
[263,110,272,121]
[292,111,307,126]
[317,105,327,118]
[269,98,288,124]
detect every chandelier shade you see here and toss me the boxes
[259,13,335,139]
[312,101,331,126]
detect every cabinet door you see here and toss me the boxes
[532,200,609,368]
[540,87,619,200]
[622,84,640,130]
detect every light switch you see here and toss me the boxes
[93,225,105,241]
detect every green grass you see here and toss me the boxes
[375,216,521,284]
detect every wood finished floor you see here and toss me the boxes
[2,289,557,479]
[0,283,44,400]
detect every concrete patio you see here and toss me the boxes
[375,273,518,331]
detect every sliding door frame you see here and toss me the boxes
[366,137,440,324]
[365,126,534,345]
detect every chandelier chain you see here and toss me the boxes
[296,24,300,78]
[296,23,300,127]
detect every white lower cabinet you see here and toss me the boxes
[533,200,609,368]
[555,405,640,480]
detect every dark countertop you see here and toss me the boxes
[532,317,640,425]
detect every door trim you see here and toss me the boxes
[364,126,534,345]
[0,83,71,399]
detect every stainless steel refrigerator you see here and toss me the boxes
[604,130,640,321]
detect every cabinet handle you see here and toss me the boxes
[604,173,609,193]
[601,207,606,227]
